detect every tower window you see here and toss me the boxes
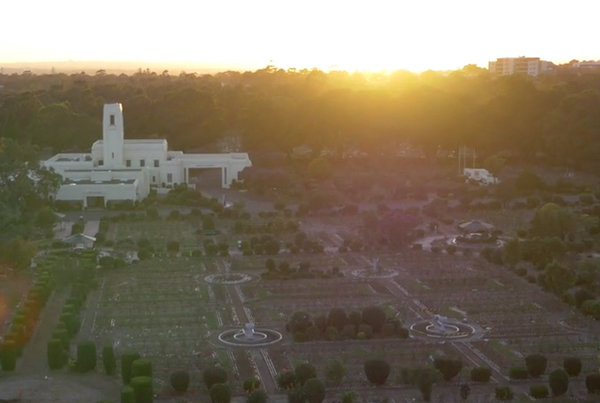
[112,152,114,159]
[126,159,131,167]
[154,159,159,167]
[140,159,145,167]
[110,114,115,125]
[167,173,173,183]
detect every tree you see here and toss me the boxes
[529,384,549,399]
[341,391,357,403]
[470,367,491,382]
[495,386,514,400]
[530,203,575,239]
[563,357,582,377]
[210,383,232,403]
[361,306,386,333]
[289,311,312,333]
[76,341,97,372]
[203,366,228,390]
[544,260,575,295]
[525,354,547,378]
[363,359,390,385]
[102,345,116,375]
[130,376,153,403]
[324,359,346,386]
[295,363,317,386]
[417,371,434,402]
[483,154,506,176]
[433,357,463,382]
[548,369,569,396]
[121,351,141,384]
[303,378,325,403]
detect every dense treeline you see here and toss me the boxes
[1,66,600,167]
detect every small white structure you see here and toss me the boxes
[44,104,252,207]
[463,168,498,186]
[63,233,96,249]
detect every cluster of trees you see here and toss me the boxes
[0,138,60,268]
[3,67,600,169]
[286,307,408,342]
[262,259,343,281]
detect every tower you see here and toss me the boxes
[102,103,124,168]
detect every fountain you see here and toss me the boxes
[410,314,478,340]
[217,323,282,347]
[349,256,399,279]
[202,260,253,284]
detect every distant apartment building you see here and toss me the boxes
[488,57,553,77]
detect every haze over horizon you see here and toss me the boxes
[3,0,599,73]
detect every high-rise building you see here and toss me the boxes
[488,57,553,77]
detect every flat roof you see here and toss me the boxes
[64,168,143,172]
[64,179,136,185]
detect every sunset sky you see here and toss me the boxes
[3,0,598,72]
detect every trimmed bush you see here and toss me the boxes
[361,306,386,333]
[170,370,190,393]
[495,386,514,400]
[470,367,491,383]
[76,341,97,372]
[0,341,17,371]
[132,359,152,378]
[509,366,528,380]
[121,352,141,384]
[586,373,600,394]
[563,357,582,377]
[47,338,66,370]
[525,354,547,378]
[103,345,117,375]
[529,384,549,399]
[121,386,135,403]
[295,362,317,386]
[243,377,261,393]
[433,357,462,382]
[210,383,232,403]
[248,389,268,403]
[303,378,326,403]
[549,369,569,396]
[203,366,228,390]
[364,359,390,385]
[131,376,153,403]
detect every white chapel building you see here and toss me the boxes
[44,103,252,207]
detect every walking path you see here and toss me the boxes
[18,289,69,374]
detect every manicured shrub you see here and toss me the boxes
[549,369,569,396]
[131,376,153,403]
[470,367,491,382]
[132,359,152,378]
[295,362,317,386]
[0,341,17,371]
[243,377,261,393]
[364,359,390,385]
[563,357,582,377]
[170,370,190,393]
[529,384,549,399]
[203,366,228,390]
[586,373,600,394]
[247,389,268,403]
[166,240,180,253]
[121,352,141,384]
[53,327,70,350]
[525,354,547,378]
[459,384,470,400]
[433,357,462,382]
[76,341,97,372]
[210,383,232,403]
[303,378,326,403]
[361,306,386,333]
[509,366,528,380]
[495,386,514,400]
[103,345,117,375]
[121,386,135,403]
[327,308,348,332]
[47,338,66,370]
[277,369,299,390]
[324,359,346,386]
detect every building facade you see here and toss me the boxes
[44,103,252,208]
[488,57,553,77]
